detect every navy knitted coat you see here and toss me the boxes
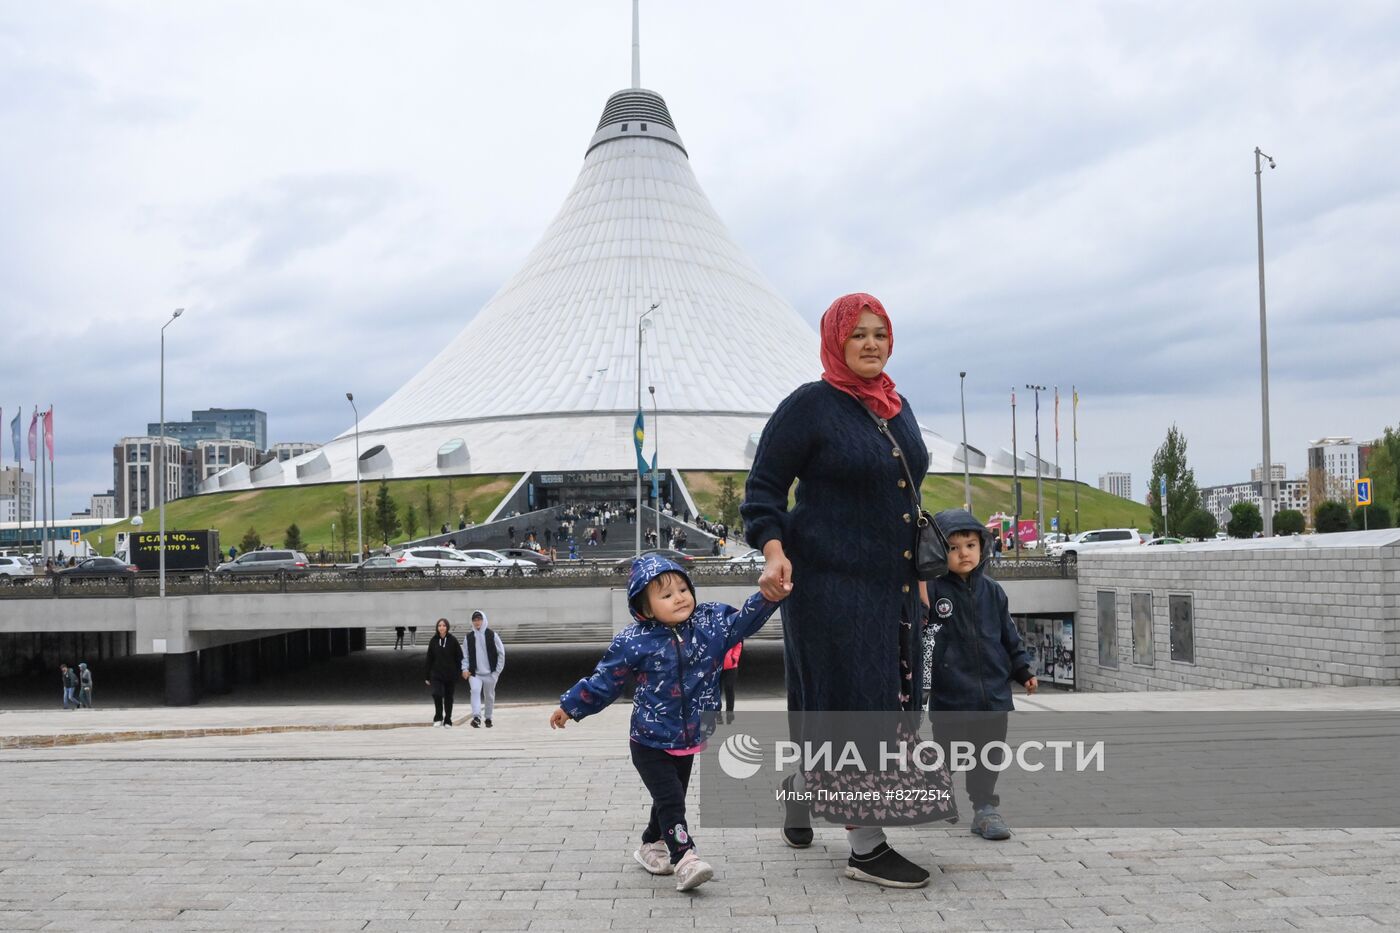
[742,380,928,712]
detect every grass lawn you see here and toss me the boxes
[88,474,520,556]
[683,470,1151,535]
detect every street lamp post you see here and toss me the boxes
[1254,146,1277,537]
[649,384,661,548]
[1011,389,1019,557]
[634,303,657,556]
[158,307,184,598]
[959,372,971,512]
[1026,384,1047,546]
[346,393,363,561]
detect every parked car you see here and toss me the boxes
[55,556,139,579]
[391,547,495,573]
[349,555,425,577]
[726,548,765,566]
[459,549,536,574]
[1041,532,1070,546]
[214,550,310,573]
[0,555,36,581]
[1046,528,1143,560]
[498,548,554,568]
[1145,537,1184,546]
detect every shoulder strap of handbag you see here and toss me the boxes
[862,407,923,510]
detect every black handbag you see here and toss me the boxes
[865,408,949,580]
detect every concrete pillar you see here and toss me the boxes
[201,644,231,695]
[350,628,367,652]
[261,634,288,676]
[164,652,200,706]
[287,630,310,670]
[232,640,261,686]
[330,628,350,657]
[309,628,332,662]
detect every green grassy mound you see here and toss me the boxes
[89,474,520,556]
[682,471,1150,535]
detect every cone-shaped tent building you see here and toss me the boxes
[212,70,984,495]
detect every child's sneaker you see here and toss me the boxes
[844,842,930,888]
[632,841,672,876]
[673,850,713,891]
[971,805,1011,840]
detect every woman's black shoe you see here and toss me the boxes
[780,774,813,848]
[844,842,931,888]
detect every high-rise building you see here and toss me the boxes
[89,492,117,520]
[270,442,321,462]
[1307,437,1372,504]
[192,409,266,451]
[195,439,260,483]
[1098,472,1132,500]
[0,466,35,522]
[146,419,233,448]
[113,437,184,518]
[1250,463,1287,483]
[1201,478,1309,529]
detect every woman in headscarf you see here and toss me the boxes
[742,293,956,888]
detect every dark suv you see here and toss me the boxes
[215,550,310,573]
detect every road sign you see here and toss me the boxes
[1051,516,1059,531]
[1356,478,1372,507]
[69,529,80,546]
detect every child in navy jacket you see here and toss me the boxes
[925,509,1037,841]
[550,555,782,891]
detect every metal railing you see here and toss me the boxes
[0,557,1072,600]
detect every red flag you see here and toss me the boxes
[27,409,37,461]
[43,407,53,461]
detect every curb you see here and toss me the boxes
[0,721,426,751]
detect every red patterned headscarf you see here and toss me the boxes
[819,293,902,419]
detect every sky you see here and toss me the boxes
[2,1,1398,516]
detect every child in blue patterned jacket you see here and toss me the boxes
[550,554,784,891]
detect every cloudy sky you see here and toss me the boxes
[3,1,1398,515]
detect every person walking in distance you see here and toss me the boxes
[60,664,78,710]
[77,662,94,709]
[462,610,505,728]
[424,619,464,727]
[394,626,406,650]
[721,641,742,724]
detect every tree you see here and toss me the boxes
[444,480,458,526]
[1147,424,1200,538]
[1365,429,1399,519]
[283,523,304,550]
[716,474,741,528]
[240,527,261,552]
[1273,509,1306,535]
[1351,503,1392,530]
[421,485,439,530]
[1179,509,1218,540]
[372,480,402,545]
[1226,501,1262,538]
[336,494,356,555]
[403,503,420,541]
[1314,501,1350,533]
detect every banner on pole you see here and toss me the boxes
[632,411,647,474]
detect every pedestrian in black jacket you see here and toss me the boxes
[424,618,464,727]
[925,509,1038,842]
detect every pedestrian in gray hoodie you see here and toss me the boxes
[460,610,505,728]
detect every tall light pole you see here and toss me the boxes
[1026,384,1047,546]
[635,302,657,556]
[959,372,971,513]
[158,307,184,598]
[649,384,661,547]
[1254,146,1277,537]
[346,393,363,561]
[1011,389,1019,557]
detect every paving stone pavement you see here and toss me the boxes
[2,696,1399,931]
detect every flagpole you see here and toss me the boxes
[48,408,57,560]
[1054,386,1061,536]
[1011,389,1019,558]
[38,408,46,561]
[1072,386,1080,535]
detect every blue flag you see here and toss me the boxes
[8,408,18,465]
[650,452,659,499]
[632,410,648,475]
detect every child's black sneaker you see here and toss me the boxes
[971,805,1011,840]
[484,718,493,728]
[844,842,930,888]
[471,716,482,728]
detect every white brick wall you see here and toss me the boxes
[1074,539,1400,691]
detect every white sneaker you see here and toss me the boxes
[632,841,673,875]
[432,721,442,728]
[673,850,713,891]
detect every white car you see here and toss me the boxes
[726,548,765,566]
[1046,528,1144,559]
[392,547,497,572]
[459,549,536,574]
[0,555,35,581]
